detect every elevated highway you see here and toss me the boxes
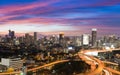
[80,48,120,75]
[0,48,120,75]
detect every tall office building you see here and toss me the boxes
[8,30,15,39]
[91,28,97,46]
[59,32,64,40]
[25,33,30,45]
[34,32,37,41]
[25,33,29,39]
[59,32,64,45]
[9,30,11,36]
[11,31,15,38]
[75,36,82,46]
[82,34,89,45]
[0,36,2,42]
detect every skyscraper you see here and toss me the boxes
[8,30,15,39]
[8,30,11,36]
[0,36,2,42]
[91,28,97,46]
[59,32,64,40]
[59,32,64,45]
[25,33,30,44]
[11,31,15,38]
[82,34,89,45]
[34,32,37,41]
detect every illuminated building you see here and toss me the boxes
[108,35,116,43]
[91,28,97,46]
[59,32,64,45]
[82,34,89,45]
[75,36,82,46]
[14,39,20,45]
[59,32,64,40]
[1,58,23,70]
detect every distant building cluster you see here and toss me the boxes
[0,28,120,72]
[0,29,120,50]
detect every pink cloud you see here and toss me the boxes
[1,17,92,26]
[0,15,20,21]
[0,0,59,14]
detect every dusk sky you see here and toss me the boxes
[0,0,120,36]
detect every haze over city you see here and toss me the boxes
[0,0,120,36]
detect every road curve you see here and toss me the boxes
[1,49,120,75]
[104,67,120,75]
[103,69,112,75]
[0,54,106,75]
[78,53,104,75]
[80,49,120,75]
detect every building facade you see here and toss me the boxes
[91,28,97,47]
[1,58,23,70]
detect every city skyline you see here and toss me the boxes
[0,0,120,36]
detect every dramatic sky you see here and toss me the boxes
[0,0,120,36]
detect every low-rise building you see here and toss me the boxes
[1,58,23,70]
